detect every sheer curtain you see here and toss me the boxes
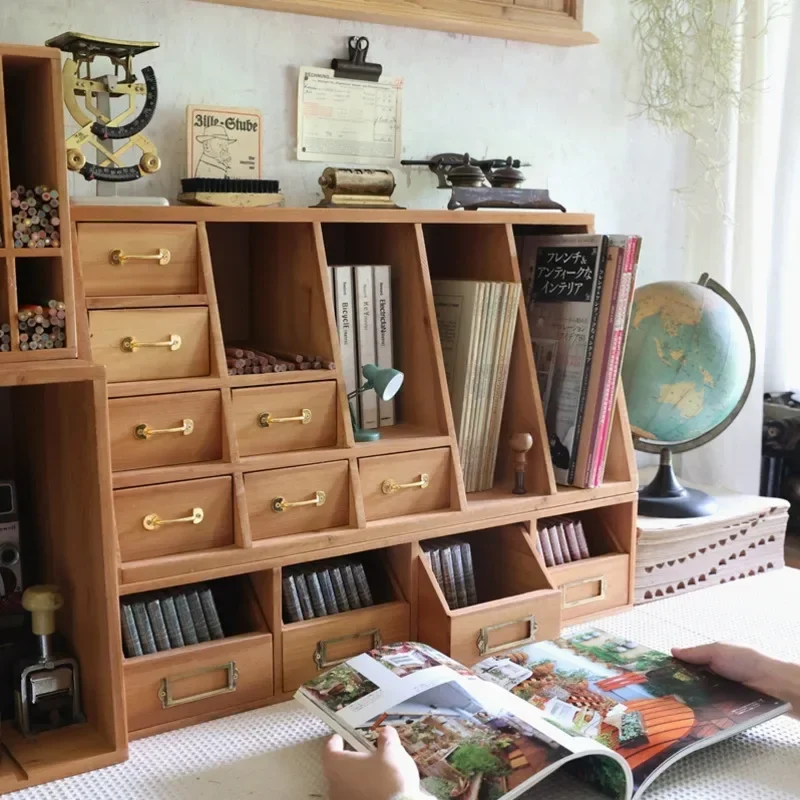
[679,0,798,494]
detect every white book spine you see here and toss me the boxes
[355,265,378,430]
[373,265,395,426]
[334,266,358,426]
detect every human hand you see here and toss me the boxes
[672,642,800,708]
[323,725,421,800]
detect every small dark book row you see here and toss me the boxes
[422,537,478,610]
[283,557,375,623]
[120,584,224,658]
[535,516,593,567]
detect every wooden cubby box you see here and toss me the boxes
[535,497,637,623]
[0,367,124,793]
[416,524,562,667]
[266,548,411,694]
[0,46,76,362]
[423,223,554,499]
[321,222,453,445]
[122,573,274,739]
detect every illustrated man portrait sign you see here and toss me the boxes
[194,124,236,178]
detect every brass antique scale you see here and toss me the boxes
[46,32,161,183]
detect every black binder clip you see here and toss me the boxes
[331,36,382,82]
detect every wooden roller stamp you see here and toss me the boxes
[510,433,534,495]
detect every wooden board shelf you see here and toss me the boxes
[191,0,598,47]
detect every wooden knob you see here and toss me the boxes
[511,433,533,454]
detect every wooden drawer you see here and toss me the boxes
[233,381,338,457]
[109,390,223,472]
[78,223,199,297]
[359,448,451,521]
[550,553,631,622]
[417,526,561,666]
[246,460,350,540]
[89,307,210,383]
[124,632,273,734]
[115,476,233,562]
[282,602,409,693]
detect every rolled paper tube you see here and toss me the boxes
[273,364,287,373]
[262,364,274,373]
[226,357,246,369]
[297,362,311,370]
[225,347,245,359]
[228,368,237,376]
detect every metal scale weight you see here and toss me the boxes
[46,32,162,197]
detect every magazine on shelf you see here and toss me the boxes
[295,630,788,800]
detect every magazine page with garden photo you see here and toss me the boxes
[295,634,788,800]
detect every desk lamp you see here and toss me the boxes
[349,364,404,442]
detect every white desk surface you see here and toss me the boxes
[9,569,800,800]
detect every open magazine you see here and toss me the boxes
[295,629,789,799]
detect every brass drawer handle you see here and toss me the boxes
[158,661,238,709]
[562,576,607,609]
[135,418,194,440]
[121,334,182,353]
[477,615,538,656]
[110,247,171,266]
[271,490,326,513]
[258,408,312,428]
[382,473,429,495]
[143,507,204,531]
[313,629,382,670]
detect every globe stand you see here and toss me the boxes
[639,448,718,518]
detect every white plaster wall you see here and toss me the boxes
[0,0,686,287]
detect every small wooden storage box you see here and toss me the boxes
[246,460,352,539]
[114,475,235,562]
[108,390,224,472]
[78,223,200,297]
[535,501,635,621]
[232,381,339,457]
[417,525,561,665]
[89,307,210,383]
[122,575,273,736]
[281,552,409,692]
[358,447,452,521]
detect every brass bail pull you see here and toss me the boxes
[271,490,326,513]
[142,507,204,531]
[110,248,171,266]
[135,419,194,440]
[121,334,182,353]
[382,473,430,495]
[259,409,312,428]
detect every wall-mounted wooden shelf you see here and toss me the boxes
[192,0,597,47]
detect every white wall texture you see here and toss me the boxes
[1,0,687,288]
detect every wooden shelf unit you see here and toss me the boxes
[0,199,637,790]
[0,45,76,361]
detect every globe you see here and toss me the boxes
[621,275,755,517]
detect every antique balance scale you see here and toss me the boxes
[45,32,165,202]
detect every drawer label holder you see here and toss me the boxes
[313,628,382,670]
[476,615,538,656]
[158,660,239,709]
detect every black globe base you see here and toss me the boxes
[638,448,718,518]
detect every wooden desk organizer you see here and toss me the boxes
[0,42,638,794]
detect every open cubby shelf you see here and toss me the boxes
[0,46,75,363]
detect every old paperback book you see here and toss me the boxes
[520,235,609,486]
[296,633,788,800]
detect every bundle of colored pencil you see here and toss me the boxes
[225,346,335,376]
[17,300,67,351]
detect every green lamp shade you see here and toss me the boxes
[362,364,404,402]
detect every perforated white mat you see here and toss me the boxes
[9,570,800,800]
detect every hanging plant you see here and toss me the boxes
[630,0,784,204]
